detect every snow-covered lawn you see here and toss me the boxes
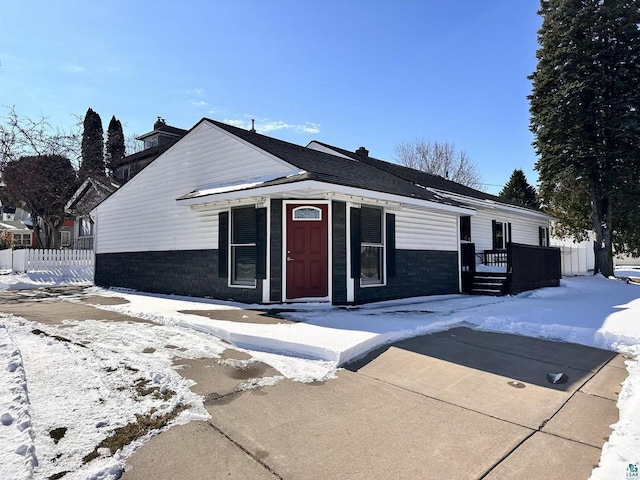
[1,266,640,479]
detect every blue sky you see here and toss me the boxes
[1,0,542,194]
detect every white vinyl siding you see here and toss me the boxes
[471,208,549,253]
[395,208,458,251]
[94,122,295,254]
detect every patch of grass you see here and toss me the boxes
[31,329,87,348]
[49,471,70,480]
[82,405,187,464]
[49,427,67,444]
[133,378,176,400]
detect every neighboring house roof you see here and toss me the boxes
[65,176,119,215]
[112,141,179,168]
[183,119,470,212]
[0,220,31,234]
[309,141,545,215]
[135,124,188,141]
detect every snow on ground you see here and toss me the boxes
[1,266,640,478]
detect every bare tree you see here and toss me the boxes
[0,107,80,167]
[124,133,144,155]
[395,138,483,190]
[0,108,80,247]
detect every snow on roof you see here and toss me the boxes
[177,171,307,200]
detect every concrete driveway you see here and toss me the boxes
[124,326,626,480]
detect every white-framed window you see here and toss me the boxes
[292,206,322,221]
[78,217,93,237]
[230,206,256,287]
[5,231,31,247]
[360,206,384,286]
[539,226,550,247]
[60,230,71,247]
[492,221,511,250]
[13,233,31,247]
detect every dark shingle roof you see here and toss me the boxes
[310,141,540,211]
[113,141,179,168]
[204,119,468,209]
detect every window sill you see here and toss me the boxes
[229,282,257,289]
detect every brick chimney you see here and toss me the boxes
[355,146,369,157]
[153,117,167,130]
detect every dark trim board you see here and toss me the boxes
[331,200,348,304]
[95,250,263,304]
[354,250,459,304]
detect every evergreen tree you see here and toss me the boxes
[105,115,125,178]
[79,108,104,180]
[499,169,539,209]
[529,0,640,276]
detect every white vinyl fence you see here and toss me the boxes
[558,245,594,276]
[0,249,12,272]
[550,237,596,277]
[0,248,94,273]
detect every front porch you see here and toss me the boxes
[461,243,562,296]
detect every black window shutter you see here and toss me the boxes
[350,208,361,278]
[218,211,229,277]
[386,213,396,278]
[491,220,497,250]
[360,207,382,244]
[232,207,256,244]
[255,207,267,279]
[507,222,512,245]
[545,227,550,247]
[539,226,544,246]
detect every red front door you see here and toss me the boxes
[285,203,328,299]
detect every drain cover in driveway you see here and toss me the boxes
[507,381,526,389]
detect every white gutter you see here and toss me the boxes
[429,188,554,220]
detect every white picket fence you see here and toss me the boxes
[0,248,94,273]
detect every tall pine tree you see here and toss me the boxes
[529,0,640,276]
[79,108,105,180]
[105,115,125,178]
[499,169,540,209]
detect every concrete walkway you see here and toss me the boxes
[0,287,628,479]
[123,327,625,479]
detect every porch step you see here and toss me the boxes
[469,273,508,296]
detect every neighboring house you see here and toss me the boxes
[113,118,187,184]
[66,176,119,249]
[0,220,33,248]
[66,118,187,249]
[92,118,559,305]
[60,218,75,248]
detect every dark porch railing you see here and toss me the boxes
[478,250,508,267]
[463,243,561,295]
[69,236,94,250]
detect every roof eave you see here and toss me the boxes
[177,179,475,215]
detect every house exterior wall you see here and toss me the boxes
[395,208,458,251]
[94,250,262,303]
[354,250,459,304]
[93,121,296,254]
[471,208,549,253]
